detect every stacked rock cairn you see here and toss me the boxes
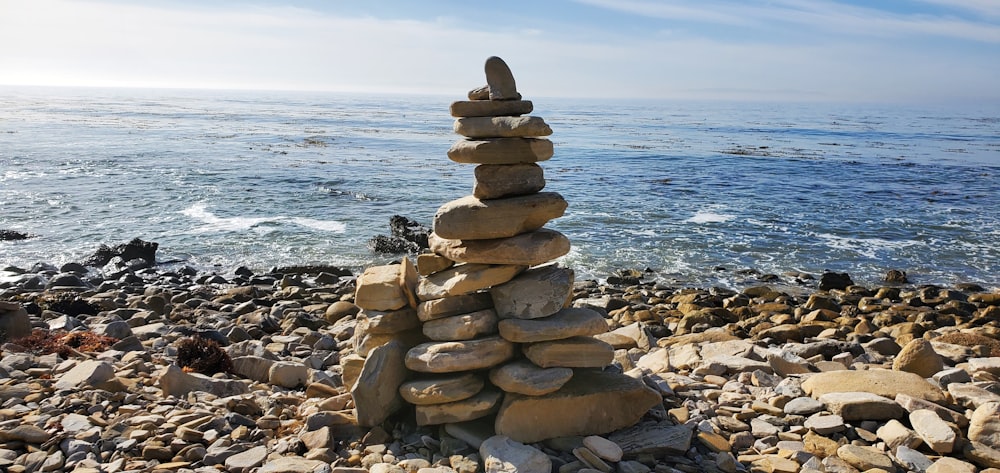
[349,57,660,443]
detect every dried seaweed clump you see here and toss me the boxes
[12,329,117,357]
[934,332,1000,357]
[38,293,99,317]
[175,336,233,375]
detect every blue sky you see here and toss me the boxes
[1,0,998,102]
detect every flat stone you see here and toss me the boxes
[159,364,249,398]
[415,389,503,426]
[422,309,498,341]
[0,425,49,443]
[495,370,660,443]
[448,138,554,165]
[767,349,815,376]
[269,361,309,388]
[964,441,1000,469]
[258,457,330,473]
[801,369,947,403]
[480,435,550,473]
[895,445,933,472]
[484,56,521,101]
[225,445,268,471]
[429,229,569,267]
[783,397,825,416]
[498,307,607,343]
[818,392,904,420]
[489,360,573,396]
[583,436,623,462]
[473,163,545,200]
[926,457,977,473]
[835,444,895,472]
[361,308,421,335]
[895,393,968,427]
[968,401,1000,450]
[697,431,731,453]
[54,359,115,390]
[0,304,31,342]
[433,193,566,241]
[232,356,274,383]
[417,253,454,276]
[491,265,574,320]
[450,100,532,118]
[355,264,409,311]
[948,382,1000,408]
[609,421,693,456]
[875,419,922,450]
[417,292,494,322]
[893,338,944,378]
[352,341,408,427]
[910,409,956,454]
[417,264,526,301]
[455,116,550,139]
[399,372,485,405]
[803,414,845,435]
[752,455,799,473]
[445,417,495,450]
[969,357,1000,375]
[523,337,615,368]
[405,336,515,373]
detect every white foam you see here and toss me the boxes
[815,233,924,259]
[289,217,347,233]
[686,210,735,224]
[181,203,346,233]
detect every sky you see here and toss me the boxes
[1,0,998,103]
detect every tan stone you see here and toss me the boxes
[352,341,407,427]
[450,100,533,118]
[430,229,569,267]
[491,265,574,320]
[817,392,905,420]
[417,264,526,301]
[495,370,660,443]
[489,360,573,396]
[480,435,551,473]
[360,308,420,335]
[523,337,615,369]
[454,116,551,139]
[422,309,499,341]
[473,163,545,199]
[448,138,554,165]
[498,307,607,343]
[800,369,947,403]
[415,389,503,426]
[405,336,515,373]
[399,256,419,309]
[354,264,408,311]
[893,338,944,378]
[433,193,567,241]
[399,372,485,405]
[417,253,454,276]
[583,436,623,463]
[417,292,494,322]
[910,409,956,454]
[876,419,922,451]
[485,56,520,101]
[927,456,977,473]
[968,401,1000,450]
[836,444,895,472]
[340,354,365,391]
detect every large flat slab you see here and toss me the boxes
[434,193,567,240]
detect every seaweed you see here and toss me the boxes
[175,336,233,375]
[12,329,117,357]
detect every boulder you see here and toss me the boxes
[473,163,545,199]
[352,341,408,427]
[417,292,494,322]
[354,264,409,311]
[0,302,31,342]
[433,193,567,240]
[484,56,521,101]
[159,364,249,398]
[818,392,904,420]
[489,360,573,396]
[450,99,533,118]
[910,409,956,454]
[429,229,569,266]
[422,309,498,341]
[968,401,1000,449]
[893,338,944,378]
[495,370,660,443]
[415,389,503,426]
[491,265,574,320]
[54,360,115,390]
[417,264,525,301]
[405,336,515,373]
[448,138,554,165]
[81,237,158,267]
[399,372,485,405]
[454,116,551,139]
[801,369,947,403]
[498,307,607,343]
[522,337,615,368]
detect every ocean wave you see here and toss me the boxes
[180,203,346,234]
[686,210,735,224]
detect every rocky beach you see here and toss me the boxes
[2,58,1000,473]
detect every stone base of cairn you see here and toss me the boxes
[349,57,659,443]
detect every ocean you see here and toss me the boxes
[2,86,999,288]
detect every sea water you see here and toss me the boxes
[1,86,998,288]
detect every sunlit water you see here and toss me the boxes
[2,86,998,288]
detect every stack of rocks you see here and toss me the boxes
[404,56,660,441]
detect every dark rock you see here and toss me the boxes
[102,256,151,279]
[819,272,853,291]
[368,215,430,254]
[271,265,353,277]
[0,230,32,241]
[884,270,908,283]
[45,272,90,289]
[59,262,88,274]
[82,238,158,268]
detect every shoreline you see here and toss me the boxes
[2,250,1000,471]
